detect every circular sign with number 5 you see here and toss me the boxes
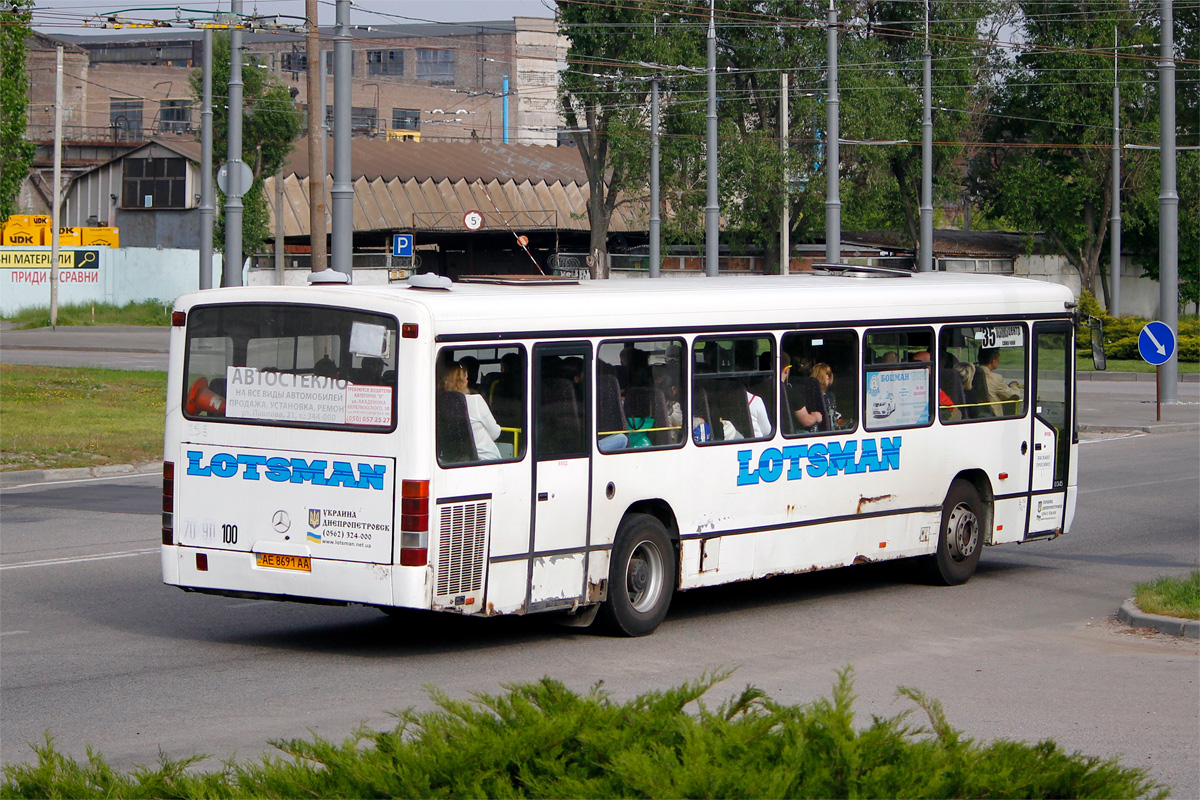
[463,210,484,230]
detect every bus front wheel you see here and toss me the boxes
[599,513,675,637]
[928,479,985,585]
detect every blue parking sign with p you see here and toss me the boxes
[392,233,413,257]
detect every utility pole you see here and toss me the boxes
[306,0,327,273]
[1158,0,1178,401]
[50,46,62,329]
[825,0,841,264]
[330,0,353,279]
[1110,28,1122,316]
[649,74,660,278]
[199,27,214,289]
[918,0,933,271]
[223,0,245,286]
[705,0,719,277]
[780,71,789,274]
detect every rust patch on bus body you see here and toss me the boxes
[856,494,894,514]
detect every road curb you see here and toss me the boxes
[1,461,162,489]
[1080,422,1200,435]
[1078,372,1200,383]
[1117,598,1199,639]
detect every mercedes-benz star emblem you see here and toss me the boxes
[272,510,291,533]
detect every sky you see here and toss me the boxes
[30,1,557,36]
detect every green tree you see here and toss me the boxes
[189,32,302,256]
[973,0,1160,299]
[837,0,1013,245]
[556,2,664,277]
[0,0,36,223]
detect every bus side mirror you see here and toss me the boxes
[1090,318,1106,371]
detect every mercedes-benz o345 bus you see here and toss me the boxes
[161,270,1081,636]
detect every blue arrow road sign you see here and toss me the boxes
[392,233,413,257]
[1137,321,1176,366]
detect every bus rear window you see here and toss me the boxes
[183,303,398,431]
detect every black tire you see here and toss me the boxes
[598,513,675,637]
[927,479,986,585]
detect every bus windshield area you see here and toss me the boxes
[183,303,399,430]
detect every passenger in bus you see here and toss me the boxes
[441,361,502,460]
[812,363,842,430]
[977,347,1023,417]
[356,356,384,384]
[744,384,772,439]
[781,352,823,432]
[458,355,482,393]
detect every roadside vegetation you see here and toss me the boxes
[0,671,1166,799]
[1134,571,1200,620]
[0,365,165,471]
[3,300,172,329]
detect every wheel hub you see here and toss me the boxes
[946,503,979,562]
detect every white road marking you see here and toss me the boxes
[1078,476,1200,495]
[0,547,159,570]
[0,631,31,637]
[0,471,160,492]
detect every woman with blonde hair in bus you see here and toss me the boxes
[441,361,502,460]
[811,362,842,430]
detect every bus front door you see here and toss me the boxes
[1026,321,1073,538]
[529,343,592,610]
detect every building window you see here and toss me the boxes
[122,156,188,209]
[368,49,403,76]
[281,51,307,74]
[391,108,420,131]
[417,48,455,83]
[110,99,144,141]
[158,100,192,133]
[351,106,377,132]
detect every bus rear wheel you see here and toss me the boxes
[599,513,675,637]
[928,479,985,585]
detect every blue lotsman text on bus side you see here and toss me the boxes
[736,437,901,486]
[185,450,387,490]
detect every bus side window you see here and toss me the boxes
[863,328,935,431]
[781,330,858,436]
[596,339,686,453]
[692,336,774,443]
[436,345,527,466]
[938,325,1027,422]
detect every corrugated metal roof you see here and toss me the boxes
[267,139,641,236]
[844,229,1052,258]
[279,138,590,184]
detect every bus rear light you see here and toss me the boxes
[162,461,174,545]
[400,480,429,565]
[196,553,208,571]
[171,310,186,326]
[399,543,427,567]
[402,323,419,338]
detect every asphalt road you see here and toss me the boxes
[2,430,1198,796]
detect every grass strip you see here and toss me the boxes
[4,300,172,329]
[1134,571,1200,620]
[0,365,165,471]
[0,671,1167,799]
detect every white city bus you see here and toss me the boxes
[161,269,1081,636]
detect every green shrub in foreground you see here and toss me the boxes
[0,671,1166,799]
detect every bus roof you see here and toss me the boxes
[183,272,1075,339]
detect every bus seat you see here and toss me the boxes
[710,383,752,440]
[692,385,713,442]
[941,367,965,407]
[625,386,671,446]
[596,374,626,436]
[780,379,794,435]
[436,390,477,463]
